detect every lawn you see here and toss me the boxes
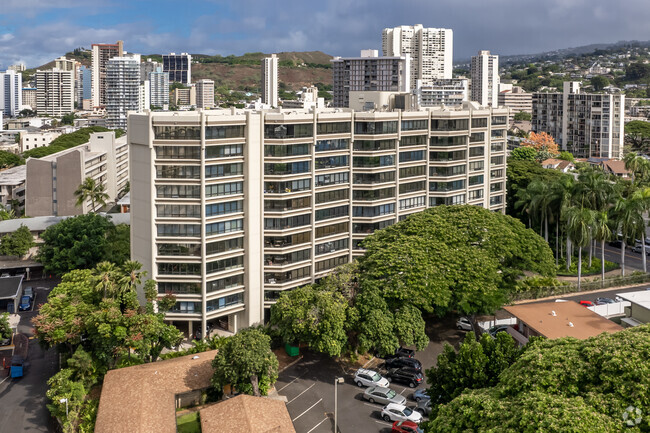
[176,412,201,433]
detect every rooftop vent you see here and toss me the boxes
[568,322,574,327]
[551,310,557,316]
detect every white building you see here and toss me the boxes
[139,80,151,114]
[105,56,140,130]
[196,79,215,109]
[1,70,22,117]
[382,25,453,90]
[22,88,37,111]
[91,41,124,108]
[149,67,169,108]
[498,84,532,121]
[35,68,75,116]
[163,53,192,85]
[128,102,508,335]
[471,50,499,107]
[261,54,279,108]
[20,130,63,152]
[416,79,468,108]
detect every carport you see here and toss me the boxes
[0,276,24,312]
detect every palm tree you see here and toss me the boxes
[514,187,535,229]
[118,261,148,298]
[74,177,109,213]
[550,175,575,267]
[631,187,650,273]
[566,207,596,291]
[592,211,612,287]
[94,261,117,298]
[613,197,644,277]
[529,179,553,242]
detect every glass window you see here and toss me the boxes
[264,266,311,284]
[158,282,201,295]
[316,189,348,204]
[316,222,349,238]
[353,171,395,184]
[469,161,484,172]
[353,155,395,168]
[158,262,201,275]
[205,200,243,217]
[156,204,200,218]
[315,238,349,255]
[469,132,485,142]
[429,150,466,162]
[206,293,244,311]
[156,185,200,199]
[264,232,311,248]
[491,156,504,165]
[315,155,348,170]
[205,163,243,178]
[353,140,395,151]
[315,255,349,272]
[429,179,465,192]
[353,187,395,201]
[400,135,427,147]
[491,169,504,178]
[352,219,394,234]
[157,224,201,237]
[400,165,426,179]
[429,165,466,177]
[264,179,311,194]
[205,182,243,197]
[206,256,244,274]
[315,172,349,187]
[264,123,313,139]
[264,143,310,157]
[354,121,398,135]
[491,116,507,125]
[430,136,466,147]
[206,237,244,255]
[317,122,350,135]
[490,182,503,192]
[469,146,485,157]
[169,301,201,314]
[206,275,244,293]
[157,243,201,256]
[469,189,484,200]
[265,161,311,175]
[205,125,245,139]
[265,197,311,211]
[401,119,428,131]
[469,175,484,186]
[155,146,200,159]
[264,214,311,230]
[399,196,426,210]
[471,118,488,128]
[205,144,243,159]
[156,165,200,179]
[430,194,465,206]
[315,139,349,152]
[264,249,311,265]
[399,181,425,194]
[353,203,394,218]
[399,150,425,163]
[490,195,504,205]
[431,119,468,131]
[315,205,349,221]
[205,219,243,236]
[153,125,200,140]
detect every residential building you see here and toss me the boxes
[0,165,26,214]
[105,56,140,130]
[25,131,128,216]
[162,52,191,85]
[149,67,169,108]
[382,25,453,90]
[171,86,196,107]
[331,50,410,108]
[128,102,508,336]
[20,130,63,152]
[471,50,499,107]
[7,64,25,73]
[282,85,325,109]
[261,54,279,108]
[532,82,625,158]
[79,65,92,109]
[498,84,532,120]
[54,56,76,72]
[91,40,124,107]
[415,79,468,108]
[21,88,37,110]
[35,68,75,116]
[1,70,22,117]
[540,158,574,172]
[195,79,215,109]
[139,81,150,114]
[600,159,630,178]
[140,58,162,82]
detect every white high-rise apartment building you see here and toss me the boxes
[471,51,499,107]
[35,68,74,116]
[261,54,279,108]
[382,25,453,90]
[128,103,508,336]
[196,79,215,109]
[92,40,124,107]
[532,82,625,159]
[105,56,140,130]
[1,70,22,117]
[415,79,468,108]
[163,53,192,85]
[149,67,169,108]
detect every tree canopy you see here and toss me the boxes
[0,150,24,169]
[0,224,34,257]
[513,111,532,121]
[625,120,650,152]
[510,146,538,161]
[522,131,560,155]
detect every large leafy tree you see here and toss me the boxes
[0,224,34,256]
[211,328,279,397]
[625,121,650,152]
[509,146,537,161]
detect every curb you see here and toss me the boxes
[514,281,650,304]
[278,355,303,373]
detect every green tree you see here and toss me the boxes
[625,121,650,152]
[513,111,532,121]
[61,113,76,125]
[592,210,612,286]
[565,206,595,291]
[0,150,24,169]
[557,151,574,162]
[211,328,279,397]
[509,146,537,161]
[590,75,609,91]
[74,177,109,212]
[0,312,12,339]
[104,224,130,265]
[612,196,644,276]
[0,224,34,257]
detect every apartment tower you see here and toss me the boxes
[149,67,170,108]
[91,41,124,107]
[471,50,499,107]
[196,79,215,109]
[0,70,22,117]
[35,68,75,116]
[105,56,140,130]
[162,53,192,85]
[261,54,279,108]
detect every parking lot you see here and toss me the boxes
[276,318,465,433]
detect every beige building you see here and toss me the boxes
[20,130,63,152]
[617,290,650,327]
[129,102,508,336]
[21,88,37,110]
[35,68,75,116]
[0,165,26,214]
[498,84,532,121]
[171,86,196,107]
[195,79,215,109]
[25,131,128,216]
[91,40,124,107]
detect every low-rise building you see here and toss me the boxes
[19,130,63,152]
[0,165,26,213]
[616,290,650,327]
[600,159,630,178]
[541,158,574,172]
[415,79,468,108]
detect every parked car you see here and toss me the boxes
[608,239,623,248]
[579,300,594,307]
[384,347,415,359]
[594,297,615,305]
[23,286,34,301]
[412,388,430,402]
[18,296,31,311]
[385,357,422,371]
[387,367,424,388]
[381,403,423,424]
[456,317,472,331]
[354,368,389,388]
[415,399,432,416]
[363,386,407,406]
[392,420,424,433]
[488,325,510,338]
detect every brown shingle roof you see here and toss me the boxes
[504,301,623,340]
[601,159,630,175]
[95,350,219,433]
[200,395,296,433]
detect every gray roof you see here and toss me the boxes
[0,276,23,299]
[0,213,131,235]
[0,165,26,186]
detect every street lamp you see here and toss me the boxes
[334,377,344,433]
[59,398,68,418]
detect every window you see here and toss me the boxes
[169,301,201,314]
[264,143,310,157]
[155,146,200,159]
[205,182,243,197]
[353,171,395,184]
[401,119,428,131]
[157,243,201,256]
[471,118,488,128]
[400,181,425,194]
[205,144,243,159]
[317,122,350,135]
[158,262,201,275]
[316,222,349,238]
[354,203,394,217]
[315,172,349,187]
[399,150,424,163]
[353,155,395,168]
[491,129,505,139]
[491,142,504,152]
[205,293,244,311]
[206,256,244,274]
[156,185,200,198]
[315,155,348,170]
[205,219,243,236]
[265,197,311,211]
[353,187,395,201]
[353,140,395,151]
[315,139,349,152]
[265,179,311,194]
[153,125,200,140]
[316,189,348,204]
[205,200,243,217]
[491,169,504,178]
[469,146,485,157]
[491,156,504,165]
[156,204,200,218]
[469,132,485,142]
[156,165,200,179]
[490,182,503,192]
[206,275,244,293]
[430,136,466,147]
[205,125,245,139]
[429,150,466,162]
[491,116,507,125]
[264,249,311,265]
[429,179,465,192]
[429,165,465,177]
[264,123,312,139]
[400,165,426,178]
[490,195,504,206]
[352,219,394,233]
[468,189,484,200]
[264,232,311,248]
[431,119,468,131]
[430,194,465,206]
[315,255,349,272]
[264,214,311,230]
[158,282,200,295]
[264,266,311,284]
[469,161,484,172]
[316,205,349,221]
[265,161,310,175]
[400,135,427,147]
[205,163,243,178]
[399,196,426,210]
[354,121,398,135]
[469,175,484,186]
[206,237,244,255]
[315,238,349,255]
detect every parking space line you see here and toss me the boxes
[292,398,322,422]
[363,402,377,408]
[375,420,392,426]
[287,382,315,404]
[278,372,305,392]
[306,417,329,433]
[399,388,408,395]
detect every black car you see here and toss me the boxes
[384,347,415,360]
[385,356,422,371]
[387,367,424,388]
[608,239,623,248]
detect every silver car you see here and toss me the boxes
[354,368,390,388]
[416,399,432,416]
[363,386,407,406]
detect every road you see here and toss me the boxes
[0,281,58,433]
[595,244,645,272]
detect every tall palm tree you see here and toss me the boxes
[529,179,553,242]
[592,211,612,287]
[74,177,109,213]
[94,261,117,298]
[613,197,644,277]
[118,261,148,298]
[550,175,575,267]
[514,187,535,229]
[631,187,650,273]
[566,206,596,291]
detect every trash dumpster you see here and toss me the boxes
[285,343,299,357]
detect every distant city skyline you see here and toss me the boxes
[1,0,649,68]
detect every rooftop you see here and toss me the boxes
[0,165,26,186]
[616,290,650,310]
[503,301,623,339]
[0,275,23,299]
[200,395,296,433]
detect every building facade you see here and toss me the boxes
[332,51,410,108]
[20,130,63,152]
[91,41,124,107]
[532,82,625,159]
[1,70,22,117]
[416,79,468,108]
[25,131,128,216]
[171,86,196,107]
[498,84,532,121]
[22,88,37,110]
[261,54,279,108]
[163,53,192,85]
[105,56,140,130]
[35,69,75,116]
[79,66,92,108]
[471,50,499,107]
[195,79,215,109]
[382,25,453,90]
[129,103,508,336]
[149,67,169,108]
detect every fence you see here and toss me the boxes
[511,273,650,301]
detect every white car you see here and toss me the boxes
[456,317,472,331]
[354,368,389,388]
[381,403,423,424]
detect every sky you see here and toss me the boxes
[1,0,650,69]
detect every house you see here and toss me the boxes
[616,290,650,327]
[200,394,296,433]
[541,158,574,173]
[600,159,631,178]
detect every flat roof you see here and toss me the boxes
[616,290,650,310]
[504,301,623,340]
[200,395,296,433]
[0,276,23,299]
[95,350,219,433]
[0,165,26,186]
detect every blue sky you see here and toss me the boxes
[1,0,649,68]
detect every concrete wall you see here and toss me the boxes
[25,158,54,217]
[55,151,83,216]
